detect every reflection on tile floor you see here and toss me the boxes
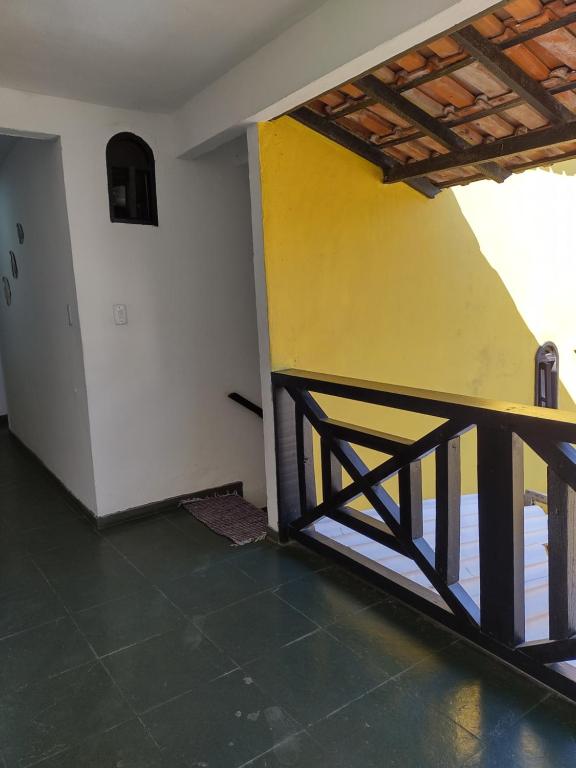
[0,423,575,766]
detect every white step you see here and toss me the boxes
[310,494,555,646]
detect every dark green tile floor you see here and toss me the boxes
[1,422,576,766]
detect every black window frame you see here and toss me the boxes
[106,132,158,226]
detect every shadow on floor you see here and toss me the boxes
[0,423,575,767]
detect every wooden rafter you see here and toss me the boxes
[382,120,576,182]
[356,74,510,182]
[395,10,576,93]
[396,58,471,93]
[339,78,576,153]
[326,96,375,117]
[452,26,575,125]
[499,10,576,50]
[289,0,576,196]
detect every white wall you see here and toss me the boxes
[82,132,266,516]
[0,87,265,517]
[0,349,7,416]
[0,138,96,507]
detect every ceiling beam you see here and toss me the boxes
[386,12,576,97]
[356,74,510,182]
[396,57,471,93]
[326,96,375,118]
[452,26,575,125]
[363,78,576,151]
[382,120,576,183]
[290,108,441,198]
[500,10,576,51]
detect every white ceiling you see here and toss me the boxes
[0,0,326,112]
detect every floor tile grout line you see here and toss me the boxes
[0,610,70,645]
[233,728,310,768]
[322,619,458,675]
[299,646,471,733]
[27,553,153,754]
[72,582,177,618]
[16,715,141,768]
[269,589,325,631]
[271,582,389,632]
[24,523,350,628]
[458,689,553,749]
[0,496,87,534]
[171,526,331,587]
[273,627,323,651]
[28,557,100,662]
[101,530,255,703]
[137,666,250,718]
[66,603,160,752]
[93,623,187,661]
[0,559,108,698]
[1,656,97,699]
[175,573,299,620]
[182,578,324,624]
[101,532,246,660]
[321,639,548,750]
[234,560,332,589]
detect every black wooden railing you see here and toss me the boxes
[272,368,576,701]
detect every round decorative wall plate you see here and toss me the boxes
[2,276,11,306]
[16,223,24,244]
[10,250,18,279]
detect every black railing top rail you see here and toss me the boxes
[272,369,576,442]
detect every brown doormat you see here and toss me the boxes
[180,494,267,546]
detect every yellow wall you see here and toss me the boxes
[258,117,576,499]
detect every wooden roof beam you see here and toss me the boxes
[395,11,576,95]
[396,58,471,93]
[374,79,576,151]
[382,120,576,183]
[290,107,441,198]
[356,74,510,183]
[500,10,576,51]
[452,26,575,125]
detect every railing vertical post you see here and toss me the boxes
[295,403,317,515]
[477,426,525,646]
[435,437,461,585]
[321,437,341,502]
[399,461,423,540]
[547,468,576,640]
[272,385,300,542]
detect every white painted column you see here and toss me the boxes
[247,124,278,531]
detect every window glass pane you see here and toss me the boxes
[135,169,151,221]
[111,167,130,219]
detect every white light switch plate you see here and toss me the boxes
[113,304,128,325]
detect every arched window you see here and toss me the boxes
[106,133,158,225]
[535,342,559,409]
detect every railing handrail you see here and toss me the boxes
[228,392,263,419]
[273,368,576,440]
